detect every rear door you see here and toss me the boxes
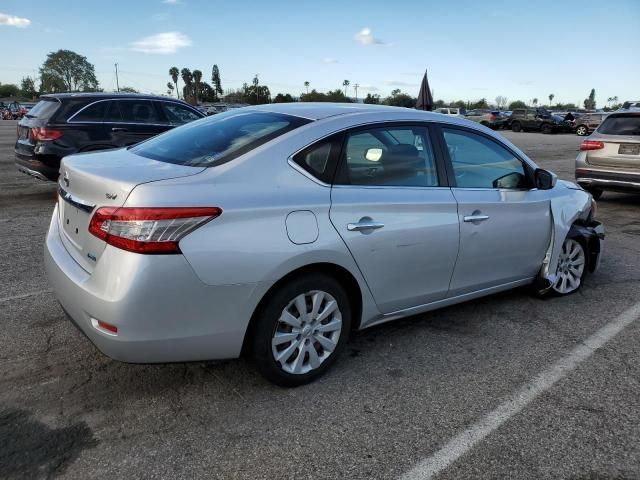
[329,123,459,313]
[105,99,170,147]
[439,126,551,296]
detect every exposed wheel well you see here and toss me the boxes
[240,263,363,356]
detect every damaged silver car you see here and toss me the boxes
[45,103,604,386]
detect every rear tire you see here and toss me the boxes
[251,273,351,387]
[576,125,588,136]
[541,123,553,134]
[511,121,522,132]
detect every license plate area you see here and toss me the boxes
[618,144,640,155]
[60,198,90,248]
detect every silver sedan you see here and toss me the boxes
[45,103,604,386]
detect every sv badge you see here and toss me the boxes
[105,192,118,200]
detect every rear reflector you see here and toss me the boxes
[31,127,63,141]
[580,140,604,151]
[97,320,118,334]
[88,207,222,254]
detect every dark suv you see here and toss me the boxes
[509,108,570,134]
[15,93,204,181]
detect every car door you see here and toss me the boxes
[329,123,460,314]
[105,99,170,147]
[439,126,551,296]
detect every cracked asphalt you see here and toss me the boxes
[1,122,639,479]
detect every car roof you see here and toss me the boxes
[41,92,187,102]
[245,102,453,121]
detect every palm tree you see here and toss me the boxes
[342,79,350,97]
[532,98,538,107]
[166,82,174,96]
[548,93,554,106]
[169,67,180,99]
[181,68,193,103]
[304,81,309,94]
[193,69,202,104]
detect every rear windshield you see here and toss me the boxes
[598,115,640,136]
[131,110,310,167]
[25,99,60,119]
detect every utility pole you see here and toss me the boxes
[354,83,359,102]
[114,63,120,92]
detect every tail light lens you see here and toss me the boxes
[580,140,604,151]
[31,127,63,141]
[88,207,222,254]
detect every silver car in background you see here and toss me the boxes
[45,104,604,386]
[575,110,640,199]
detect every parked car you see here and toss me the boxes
[15,93,205,181]
[435,107,464,117]
[619,100,640,111]
[45,104,604,386]
[574,113,608,136]
[464,109,509,129]
[509,108,570,133]
[575,111,640,199]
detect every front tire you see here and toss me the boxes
[551,238,587,295]
[511,121,522,132]
[576,125,588,136]
[251,274,351,387]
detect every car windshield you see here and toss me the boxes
[131,110,311,167]
[598,115,640,135]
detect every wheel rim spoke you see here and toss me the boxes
[294,294,308,320]
[307,345,321,369]
[315,318,342,333]
[315,300,338,323]
[272,332,298,347]
[310,291,324,319]
[291,343,306,374]
[279,310,302,329]
[276,339,301,363]
[313,334,337,352]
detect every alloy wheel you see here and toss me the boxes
[271,290,343,375]
[552,238,586,294]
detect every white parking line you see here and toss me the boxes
[400,302,640,480]
[0,289,52,304]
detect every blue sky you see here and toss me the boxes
[1,0,638,105]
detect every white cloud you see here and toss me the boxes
[360,85,379,92]
[354,28,388,46]
[130,31,191,54]
[384,80,418,87]
[162,0,182,4]
[0,12,31,28]
[322,57,338,64]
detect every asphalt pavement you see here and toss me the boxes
[1,121,639,479]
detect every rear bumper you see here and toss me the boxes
[44,206,264,363]
[576,168,640,192]
[15,154,59,181]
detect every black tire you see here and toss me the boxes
[541,123,553,134]
[584,186,603,200]
[251,273,352,387]
[575,125,588,136]
[511,121,522,132]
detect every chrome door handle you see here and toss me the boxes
[347,221,385,232]
[463,214,490,223]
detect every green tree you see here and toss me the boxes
[273,93,295,103]
[0,83,20,98]
[452,100,467,109]
[495,96,508,109]
[166,82,175,96]
[532,98,538,107]
[326,89,352,102]
[304,81,309,94]
[39,49,99,93]
[20,77,38,99]
[548,93,554,106]
[342,79,350,97]
[181,68,193,103]
[434,99,446,108]
[300,89,327,102]
[169,67,180,98]
[470,98,489,109]
[243,76,270,105]
[508,100,527,109]
[584,88,596,110]
[193,69,203,104]
[119,86,138,93]
[363,93,380,104]
[211,65,223,100]
[384,89,416,108]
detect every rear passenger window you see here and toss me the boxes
[337,126,438,187]
[160,102,202,125]
[115,100,162,124]
[71,102,108,122]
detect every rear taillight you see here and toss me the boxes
[88,207,222,254]
[580,140,604,151]
[31,127,63,141]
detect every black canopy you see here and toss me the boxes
[416,70,434,111]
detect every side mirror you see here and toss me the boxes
[534,168,557,190]
[365,148,383,162]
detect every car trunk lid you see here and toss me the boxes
[586,133,640,170]
[57,148,205,273]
